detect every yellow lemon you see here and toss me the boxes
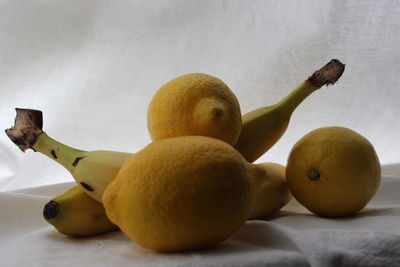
[147,73,242,145]
[286,126,381,217]
[102,136,264,252]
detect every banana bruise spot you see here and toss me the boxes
[51,150,58,159]
[80,182,94,192]
[72,156,86,167]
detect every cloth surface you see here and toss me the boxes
[1,1,400,266]
[0,165,400,267]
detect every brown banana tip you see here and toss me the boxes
[308,59,345,87]
[43,200,60,220]
[5,108,44,152]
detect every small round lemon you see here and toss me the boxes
[286,126,381,217]
[147,73,242,145]
[103,136,258,252]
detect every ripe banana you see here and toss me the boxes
[5,60,344,203]
[235,59,345,162]
[43,185,118,237]
[6,108,292,220]
[248,162,291,219]
[41,163,289,237]
[5,108,131,202]
[44,165,290,237]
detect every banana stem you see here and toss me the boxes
[5,108,87,172]
[274,80,318,115]
[276,59,345,114]
[33,133,87,172]
[234,59,345,163]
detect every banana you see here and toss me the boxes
[41,162,289,237]
[5,60,344,203]
[5,108,132,202]
[43,185,118,237]
[235,59,345,162]
[248,162,291,220]
[5,110,291,219]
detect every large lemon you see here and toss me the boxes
[147,73,242,145]
[286,126,381,217]
[102,136,262,252]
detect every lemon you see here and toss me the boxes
[102,136,262,252]
[147,73,242,145]
[286,126,381,217]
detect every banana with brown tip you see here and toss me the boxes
[43,185,118,237]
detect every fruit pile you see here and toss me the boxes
[5,59,381,253]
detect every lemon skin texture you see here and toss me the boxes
[286,126,381,217]
[147,73,242,145]
[103,136,257,252]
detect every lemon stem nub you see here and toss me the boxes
[309,170,320,181]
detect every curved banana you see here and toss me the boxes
[43,185,118,237]
[6,110,291,221]
[248,162,291,219]
[235,59,345,162]
[5,60,344,203]
[44,164,290,237]
[5,108,132,202]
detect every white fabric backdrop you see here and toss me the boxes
[1,0,399,191]
[1,169,400,267]
[1,1,400,266]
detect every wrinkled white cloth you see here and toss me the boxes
[1,0,400,266]
[0,165,399,267]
